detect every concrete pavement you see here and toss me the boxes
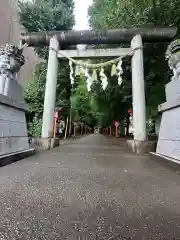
[0,134,180,239]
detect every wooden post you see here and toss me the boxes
[116,126,118,138]
[114,121,119,137]
[64,115,69,139]
[53,117,57,138]
[74,123,76,137]
[109,127,112,136]
[81,124,83,135]
[69,110,72,137]
[53,111,58,138]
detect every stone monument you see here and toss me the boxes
[0,44,34,163]
[156,39,180,161]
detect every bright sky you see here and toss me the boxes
[74,0,92,30]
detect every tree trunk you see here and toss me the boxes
[126,114,130,136]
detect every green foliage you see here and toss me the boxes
[21,0,180,132]
[88,0,180,122]
[19,0,75,58]
[90,72,129,126]
[27,117,43,137]
[71,73,96,125]
[24,63,46,136]
[19,0,74,136]
[24,61,72,136]
[19,0,74,31]
[24,63,46,117]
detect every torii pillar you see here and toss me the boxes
[127,35,151,153]
[131,35,146,141]
[41,36,60,149]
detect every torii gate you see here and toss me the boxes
[21,27,177,152]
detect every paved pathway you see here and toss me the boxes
[0,134,180,239]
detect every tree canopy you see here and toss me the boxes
[19,0,75,58]
[19,0,74,136]
[88,0,180,119]
[71,74,96,126]
[20,0,180,136]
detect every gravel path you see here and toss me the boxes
[0,134,180,239]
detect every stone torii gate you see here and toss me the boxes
[21,27,177,152]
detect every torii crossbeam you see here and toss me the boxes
[21,27,177,45]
